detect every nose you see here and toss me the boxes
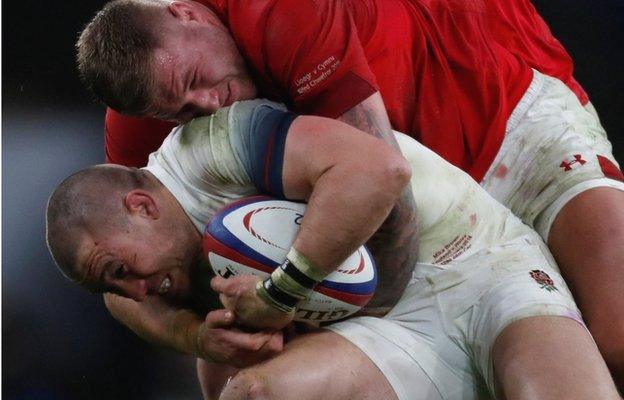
[188,87,221,115]
[113,278,148,302]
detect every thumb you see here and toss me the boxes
[219,291,239,312]
[211,276,239,295]
[204,308,235,328]
[265,330,284,353]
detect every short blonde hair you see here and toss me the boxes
[76,0,167,115]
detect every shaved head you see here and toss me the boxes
[46,165,157,282]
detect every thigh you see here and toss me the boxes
[492,316,619,400]
[220,330,401,400]
[549,187,624,320]
[197,359,239,400]
[446,237,582,395]
[548,186,624,389]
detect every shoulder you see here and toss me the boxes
[150,100,288,162]
[227,99,289,136]
[225,0,326,51]
[229,99,288,120]
[166,99,282,144]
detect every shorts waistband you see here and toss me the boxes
[506,69,545,133]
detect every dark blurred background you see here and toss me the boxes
[3,1,623,399]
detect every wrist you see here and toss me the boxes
[170,310,204,357]
[257,247,328,313]
[256,279,299,314]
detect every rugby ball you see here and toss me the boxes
[203,196,377,323]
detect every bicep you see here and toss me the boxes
[281,116,399,200]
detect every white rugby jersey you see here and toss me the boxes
[145,99,534,265]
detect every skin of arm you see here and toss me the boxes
[283,115,413,271]
[103,293,204,355]
[214,113,413,329]
[103,293,283,368]
[336,92,420,310]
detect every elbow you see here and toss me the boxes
[382,153,412,199]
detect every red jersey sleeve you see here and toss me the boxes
[104,108,175,167]
[261,0,379,118]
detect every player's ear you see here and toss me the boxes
[168,1,204,23]
[124,190,160,219]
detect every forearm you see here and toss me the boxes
[104,293,202,357]
[105,293,284,366]
[337,93,420,308]
[336,92,400,148]
[363,189,419,308]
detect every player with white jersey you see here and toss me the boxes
[47,98,618,398]
[136,99,616,399]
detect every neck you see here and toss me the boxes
[144,170,201,237]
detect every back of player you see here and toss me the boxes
[331,130,583,399]
[484,0,588,105]
[343,129,578,398]
[395,131,533,264]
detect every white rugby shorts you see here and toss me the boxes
[481,70,624,240]
[327,233,582,400]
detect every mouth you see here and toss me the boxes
[158,276,172,294]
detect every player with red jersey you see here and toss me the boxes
[78,0,624,387]
[102,0,589,171]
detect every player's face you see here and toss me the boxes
[147,17,257,123]
[76,224,202,302]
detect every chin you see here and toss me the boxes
[174,277,193,301]
[232,76,257,101]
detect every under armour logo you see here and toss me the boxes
[560,154,586,171]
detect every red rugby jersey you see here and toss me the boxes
[104,0,573,181]
[485,0,588,105]
[209,0,533,180]
[105,110,175,168]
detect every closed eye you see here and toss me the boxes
[113,264,126,280]
[189,68,198,90]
